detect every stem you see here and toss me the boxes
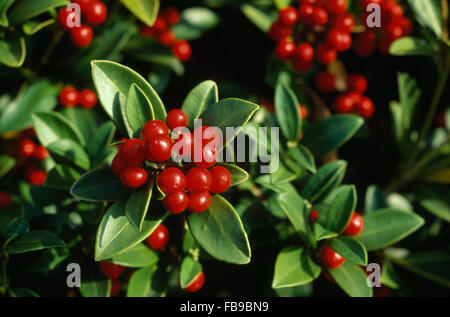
[0,254,9,294]
[442,0,449,41]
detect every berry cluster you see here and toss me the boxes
[15,134,49,186]
[111,109,231,214]
[355,0,412,56]
[316,71,375,119]
[58,0,108,47]
[0,191,12,209]
[269,0,355,71]
[311,210,364,269]
[58,86,98,109]
[139,7,192,62]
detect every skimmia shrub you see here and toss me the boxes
[0,0,449,298]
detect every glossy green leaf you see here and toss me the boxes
[88,122,117,167]
[80,264,111,297]
[328,261,373,297]
[0,80,59,134]
[329,236,368,266]
[182,80,218,128]
[272,247,321,288]
[0,36,25,68]
[286,145,316,173]
[365,185,388,213]
[416,183,450,222]
[302,115,364,156]
[4,230,65,254]
[325,185,357,233]
[91,60,166,121]
[172,7,219,40]
[120,0,159,26]
[390,36,438,56]
[314,223,338,241]
[275,82,301,142]
[27,247,69,272]
[187,195,251,264]
[0,203,24,235]
[46,139,91,171]
[126,84,155,135]
[44,165,81,190]
[407,0,442,38]
[0,154,15,178]
[275,192,309,242]
[8,0,68,24]
[70,167,133,202]
[0,0,15,27]
[241,3,273,32]
[301,160,347,202]
[32,111,84,147]
[125,179,154,230]
[111,243,158,268]
[59,107,97,147]
[126,265,156,297]
[179,256,203,288]
[95,199,166,261]
[22,18,55,35]
[216,162,249,186]
[357,208,425,251]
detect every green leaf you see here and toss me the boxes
[88,122,117,167]
[125,84,155,135]
[4,230,65,254]
[59,107,97,147]
[0,80,59,134]
[181,80,218,128]
[9,288,39,297]
[329,236,368,266]
[187,195,251,264]
[27,247,69,272]
[80,264,111,297]
[111,243,158,268]
[314,223,338,241]
[301,160,347,202]
[32,111,84,147]
[199,98,259,149]
[120,0,159,26]
[216,162,249,186]
[8,0,68,24]
[390,36,438,56]
[0,154,15,178]
[126,265,156,297]
[241,3,273,33]
[0,203,24,235]
[95,199,166,261]
[302,115,364,156]
[272,246,321,289]
[407,0,442,38]
[357,208,425,251]
[172,7,219,40]
[46,139,91,171]
[328,261,373,297]
[44,165,81,190]
[125,179,154,230]
[275,192,310,243]
[179,256,203,288]
[91,60,166,121]
[0,0,15,27]
[286,145,316,174]
[70,167,133,202]
[22,18,55,35]
[365,185,388,213]
[416,183,450,222]
[325,185,357,233]
[0,36,25,67]
[275,82,301,142]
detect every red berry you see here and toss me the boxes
[386,22,403,40]
[69,25,93,47]
[34,145,49,161]
[313,6,328,25]
[209,166,231,194]
[166,109,188,130]
[298,4,314,24]
[184,272,205,292]
[279,6,298,27]
[347,74,367,94]
[343,212,364,236]
[172,40,192,62]
[72,0,91,12]
[57,7,79,30]
[378,33,394,55]
[399,17,412,36]
[119,139,146,166]
[188,192,211,213]
[110,279,121,296]
[310,210,319,222]
[194,126,220,144]
[193,143,217,169]
[99,261,125,279]
[111,154,129,176]
[326,0,348,15]
[142,120,169,141]
[295,43,314,62]
[0,191,12,209]
[320,244,345,269]
[17,138,36,158]
[84,0,107,25]
[186,167,212,193]
[145,135,173,162]
[268,20,292,41]
[275,39,296,61]
[59,87,80,107]
[299,105,309,119]
[162,191,189,214]
[333,13,354,32]
[354,31,376,57]
[157,167,186,195]
[355,96,375,119]
[159,30,176,46]
[327,28,352,52]
[316,43,337,64]
[120,167,148,188]
[291,58,313,72]
[315,71,336,92]
[27,170,47,186]
[334,94,355,113]
[173,131,194,157]
[79,89,97,109]
[145,224,169,250]
[161,6,181,26]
